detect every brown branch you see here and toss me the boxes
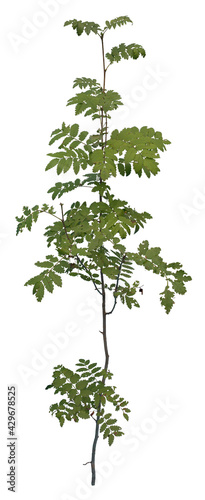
[101,33,106,92]
[91,414,97,422]
[42,210,62,222]
[105,62,112,71]
[106,254,126,315]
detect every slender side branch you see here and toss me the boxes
[106,254,126,315]
[90,414,97,422]
[60,202,73,247]
[43,210,63,222]
[101,34,106,92]
[60,203,103,295]
[105,62,111,71]
[100,270,109,373]
[75,255,103,296]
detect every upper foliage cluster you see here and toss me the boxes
[64,16,133,36]
[16,15,192,316]
[64,16,145,69]
[46,359,130,446]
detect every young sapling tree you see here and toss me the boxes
[16,16,192,486]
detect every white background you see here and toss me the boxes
[0,0,205,499]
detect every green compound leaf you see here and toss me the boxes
[70,373,80,383]
[160,285,175,314]
[118,163,125,175]
[79,410,90,419]
[64,19,101,36]
[88,362,97,369]
[49,271,62,287]
[76,380,87,390]
[100,422,107,432]
[70,123,79,137]
[103,428,110,439]
[42,275,54,293]
[45,158,59,171]
[108,434,114,446]
[172,281,186,295]
[106,43,146,65]
[63,383,72,391]
[125,163,131,176]
[74,395,81,406]
[62,368,73,378]
[35,261,53,268]
[73,78,100,90]
[104,413,112,419]
[34,282,44,302]
[59,416,65,427]
[123,412,129,421]
[16,204,56,235]
[104,16,133,30]
[53,377,65,388]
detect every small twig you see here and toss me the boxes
[60,203,73,247]
[75,255,103,296]
[91,414,97,422]
[83,461,92,466]
[42,210,63,222]
[105,62,112,71]
[106,254,126,315]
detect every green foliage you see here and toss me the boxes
[24,255,64,302]
[47,178,83,200]
[46,359,130,444]
[64,16,133,38]
[46,174,104,200]
[64,19,101,36]
[104,16,133,30]
[17,199,191,312]
[126,241,192,313]
[16,15,192,482]
[67,88,123,120]
[73,77,100,90]
[160,285,175,314]
[16,204,55,235]
[111,278,140,309]
[107,126,171,178]
[16,13,191,312]
[106,43,146,65]
[45,122,91,174]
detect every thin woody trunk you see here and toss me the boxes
[91,270,109,485]
[90,32,109,485]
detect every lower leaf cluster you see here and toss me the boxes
[46,359,130,446]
